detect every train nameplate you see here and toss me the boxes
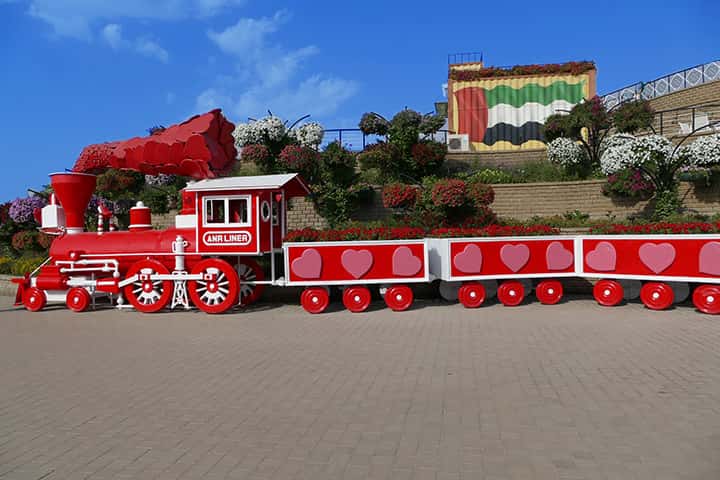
[202,231,252,246]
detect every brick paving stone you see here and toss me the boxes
[2,297,720,479]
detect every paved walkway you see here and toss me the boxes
[1,297,720,480]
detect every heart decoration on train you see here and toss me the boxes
[546,241,574,270]
[453,244,482,273]
[291,248,322,279]
[392,246,422,276]
[585,241,616,271]
[638,242,676,274]
[500,244,530,272]
[341,249,374,279]
[699,241,720,276]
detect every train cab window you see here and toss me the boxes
[229,198,248,224]
[205,199,225,224]
[203,196,251,227]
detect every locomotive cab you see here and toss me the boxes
[178,173,310,256]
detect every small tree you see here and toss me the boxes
[357,109,446,182]
[543,96,655,177]
[600,133,720,218]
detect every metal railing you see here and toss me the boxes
[602,60,720,109]
[448,52,483,65]
[645,103,720,138]
[321,129,450,152]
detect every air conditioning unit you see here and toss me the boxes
[447,134,470,152]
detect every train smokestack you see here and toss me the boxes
[50,172,96,234]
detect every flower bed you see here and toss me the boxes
[284,224,560,242]
[590,222,720,235]
[450,61,595,81]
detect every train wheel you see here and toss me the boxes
[693,285,720,314]
[640,282,674,310]
[384,285,413,312]
[497,281,525,307]
[236,258,265,307]
[301,287,330,314]
[66,287,91,313]
[536,280,563,305]
[458,282,485,308]
[342,286,372,313]
[23,287,46,312]
[189,259,240,314]
[124,259,172,313]
[593,279,624,307]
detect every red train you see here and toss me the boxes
[13,172,720,315]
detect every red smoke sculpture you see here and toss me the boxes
[73,109,237,179]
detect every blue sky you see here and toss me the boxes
[0,0,717,199]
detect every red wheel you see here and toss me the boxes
[66,287,91,312]
[235,258,265,307]
[384,285,413,311]
[693,285,720,314]
[458,282,485,308]
[640,282,674,310]
[536,280,563,305]
[189,259,240,314]
[497,281,525,306]
[123,259,172,313]
[301,287,330,314]
[342,286,372,313]
[593,279,624,307]
[23,287,46,312]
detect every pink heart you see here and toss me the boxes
[546,241,573,271]
[453,244,482,273]
[341,249,374,279]
[392,246,422,277]
[291,248,322,279]
[500,244,530,272]
[585,241,616,271]
[699,241,720,275]
[638,242,676,274]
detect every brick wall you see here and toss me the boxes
[491,180,720,219]
[445,148,546,171]
[286,197,328,230]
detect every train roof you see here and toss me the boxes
[184,173,311,197]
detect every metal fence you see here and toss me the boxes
[321,129,450,152]
[602,60,720,109]
[643,103,720,138]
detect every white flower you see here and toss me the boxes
[629,135,674,167]
[293,122,324,147]
[144,174,175,186]
[678,134,720,167]
[232,122,262,148]
[547,137,584,166]
[600,141,634,175]
[258,116,286,141]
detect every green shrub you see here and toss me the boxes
[320,142,356,185]
[10,257,44,275]
[464,168,516,184]
[0,256,12,274]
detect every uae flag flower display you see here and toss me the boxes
[448,62,596,151]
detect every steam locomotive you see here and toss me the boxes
[13,172,720,315]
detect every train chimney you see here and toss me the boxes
[49,172,96,234]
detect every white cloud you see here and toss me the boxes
[101,23,123,49]
[207,10,290,59]
[26,0,246,39]
[135,38,169,63]
[101,23,169,63]
[199,11,358,122]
